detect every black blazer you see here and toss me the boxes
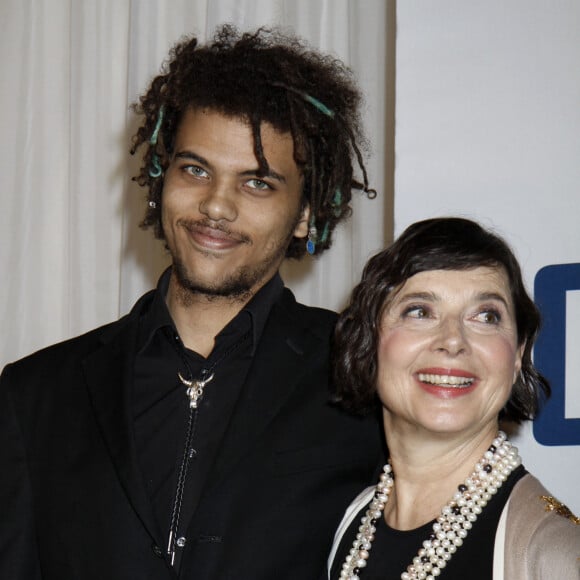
[1,287,382,579]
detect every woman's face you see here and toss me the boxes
[377,266,524,440]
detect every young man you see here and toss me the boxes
[0,26,382,579]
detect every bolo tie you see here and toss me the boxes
[166,331,250,566]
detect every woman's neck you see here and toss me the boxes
[383,424,499,530]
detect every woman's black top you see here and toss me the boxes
[329,465,526,580]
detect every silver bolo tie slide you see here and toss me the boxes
[177,372,215,409]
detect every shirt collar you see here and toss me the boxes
[242,272,284,354]
[137,267,284,356]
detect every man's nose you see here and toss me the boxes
[198,181,237,222]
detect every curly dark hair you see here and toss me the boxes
[130,24,375,258]
[333,217,551,423]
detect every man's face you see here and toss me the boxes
[161,108,308,300]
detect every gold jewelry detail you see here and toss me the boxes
[540,495,580,525]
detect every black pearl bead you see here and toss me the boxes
[458,484,468,493]
[489,445,496,453]
[483,464,492,473]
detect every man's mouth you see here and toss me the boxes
[181,220,250,249]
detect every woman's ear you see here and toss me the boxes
[513,342,525,383]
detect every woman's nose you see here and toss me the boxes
[433,317,470,356]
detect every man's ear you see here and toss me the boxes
[293,203,310,239]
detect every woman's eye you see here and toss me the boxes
[403,305,430,319]
[474,310,501,324]
[246,178,272,191]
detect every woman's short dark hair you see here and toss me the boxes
[130,24,375,258]
[333,216,550,423]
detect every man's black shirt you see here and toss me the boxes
[132,268,284,566]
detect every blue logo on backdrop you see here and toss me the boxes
[533,263,580,446]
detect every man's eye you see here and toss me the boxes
[246,178,271,191]
[184,165,209,178]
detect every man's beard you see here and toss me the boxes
[171,211,302,302]
[172,252,282,302]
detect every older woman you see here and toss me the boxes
[328,218,580,580]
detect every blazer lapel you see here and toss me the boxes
[205,294,322,487]
[82,321,164,547]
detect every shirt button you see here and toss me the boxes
[176,536,187,548]
[151,543,163,558]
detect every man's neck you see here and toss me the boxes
[165,278,254,357]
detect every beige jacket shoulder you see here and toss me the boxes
[503,473,580,579]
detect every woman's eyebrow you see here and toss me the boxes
[397,291,437,303]
[477,292,510,308]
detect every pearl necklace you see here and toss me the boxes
[339,431,521,580]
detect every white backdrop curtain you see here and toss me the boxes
[0,0,392,366]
